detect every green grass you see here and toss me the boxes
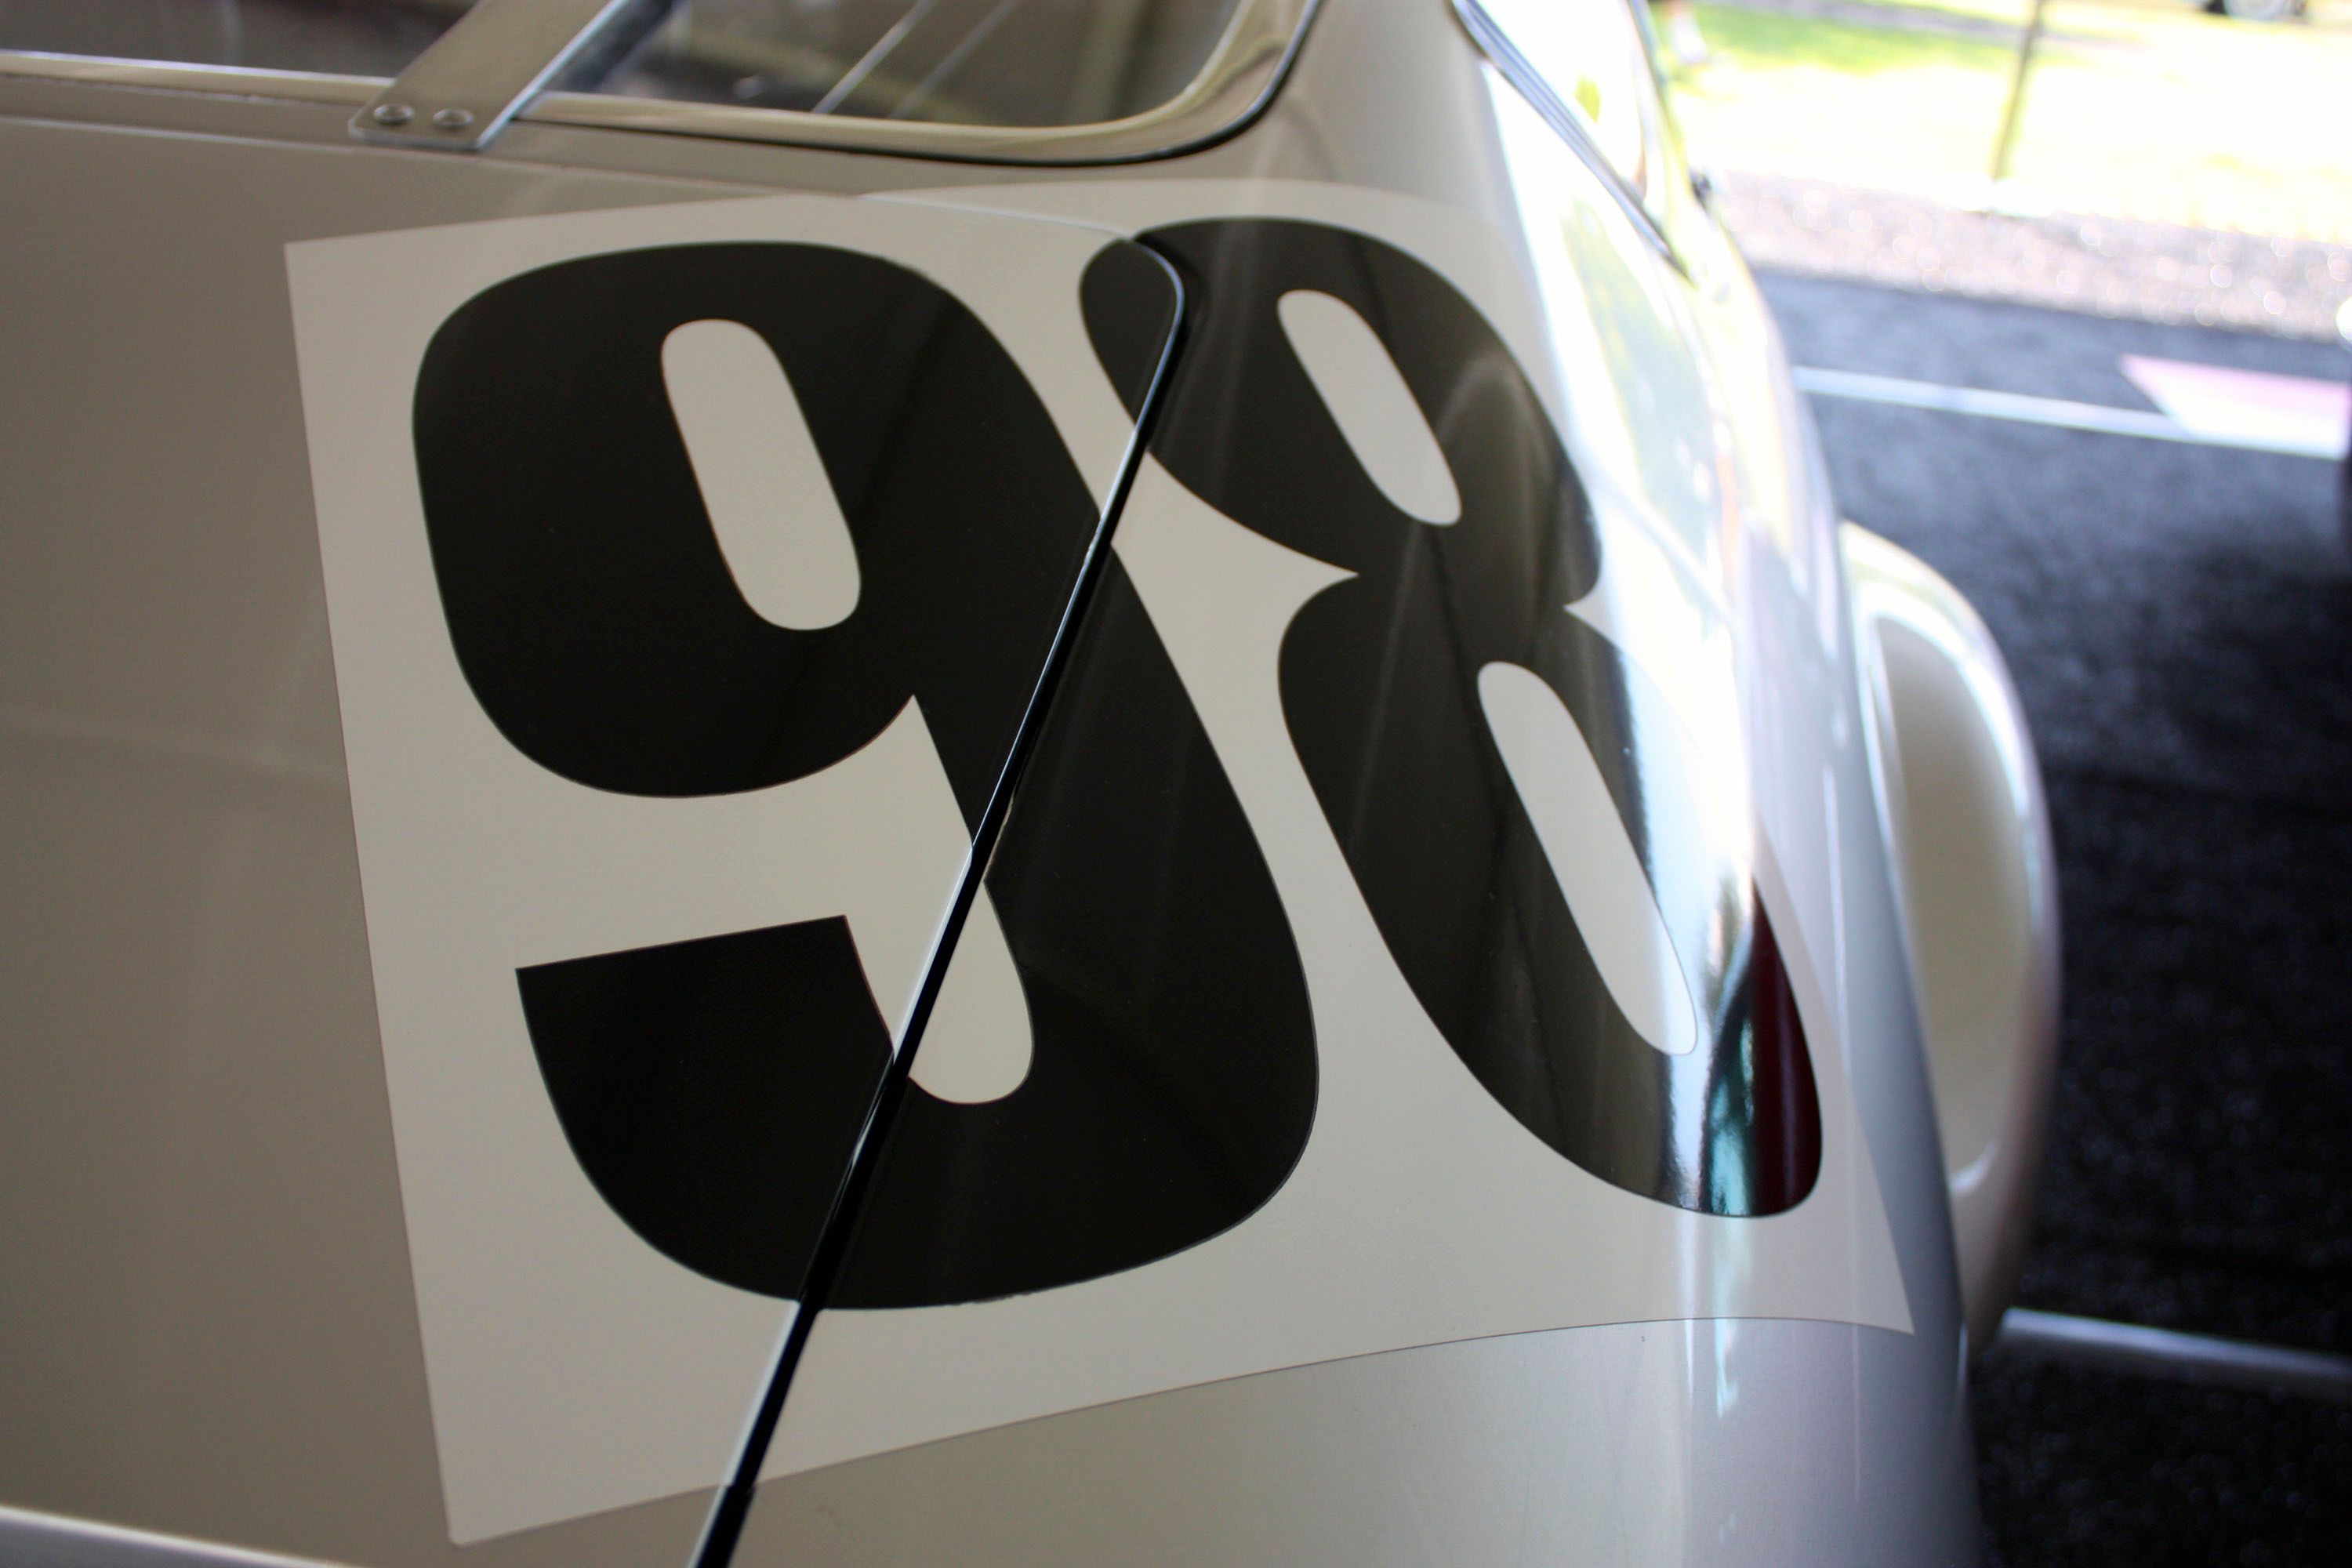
[1669,0,2352,241]
[1692,5,2025,74]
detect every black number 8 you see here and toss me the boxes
[1085,220,1820,1217]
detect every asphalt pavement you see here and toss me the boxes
[1759,271,2352,1567]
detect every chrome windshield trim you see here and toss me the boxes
[0,1501,346,1567]
[1447,0,1684,273]
[0,51,379,105]
[354,0,640,151]
[0,0,1316,165]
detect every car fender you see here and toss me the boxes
[1844,524,2061,1352]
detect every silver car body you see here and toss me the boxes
[0,2,2056,1563]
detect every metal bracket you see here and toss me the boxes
[352,0,640,152]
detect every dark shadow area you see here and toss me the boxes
[1761,272,2352,1560]
[1973,1357,2352,1566]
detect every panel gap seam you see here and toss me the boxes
[687,256,1189,1568]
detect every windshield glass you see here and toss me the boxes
[573,0,1247,126]
[0,0,1268,136]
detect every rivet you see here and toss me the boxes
[433,107,477,132]
[371,102,414,126]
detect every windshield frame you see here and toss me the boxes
[0,0,1319,165]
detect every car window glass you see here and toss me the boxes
[572,0,1248,128]
[1473,0,1669,213]
[0,0,476,77]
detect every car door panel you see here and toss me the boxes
[0,110,1178,1561]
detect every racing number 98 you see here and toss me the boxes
[408,220,1820,1312]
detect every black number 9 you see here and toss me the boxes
[412,240,1316,1305]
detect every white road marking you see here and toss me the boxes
[1793,366,2349,460]
[2120,354,2352,456]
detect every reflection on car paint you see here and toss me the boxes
[1088,218,1819,1214]
[830,561,1317,1306]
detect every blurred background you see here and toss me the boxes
[1658,2,2352,1561]
[1676,0,2350,326]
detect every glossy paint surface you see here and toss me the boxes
[0,122,1189,1561]
[1091,214,1822,1218]
[1846,525,2060,1352]
[285,192,1181,1542]
[0,118,744,1568]
[746,176,1910,1497]
[0,0,1995,1562]
[749,2,1982,1557]
[822,550,1318,1308]
[404,231,1181,1307]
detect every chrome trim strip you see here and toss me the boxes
[1997,1308,2352,1403]
[354,0,638,151]
[0,0,1316,165]
[0,1504,350,1568]
[0,52,376,105]
[1446,0,1682,272]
